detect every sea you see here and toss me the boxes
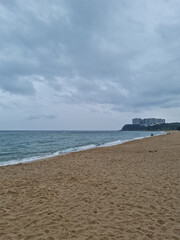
[0,130,164,166]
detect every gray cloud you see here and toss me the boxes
[27,114,57,120]
[0,0,180,112]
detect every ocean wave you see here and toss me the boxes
[0,144,97,166]
[61,144,97,153]
[0,154,52,167]
[0,132,165,167]
[100,139,124,147]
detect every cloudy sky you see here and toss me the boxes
[0,0,180,130]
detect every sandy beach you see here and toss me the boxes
[0,132,179,240]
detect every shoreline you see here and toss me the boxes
[0,131,179,239]
[0,131,165,167]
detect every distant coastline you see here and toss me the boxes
[121,122,180,131]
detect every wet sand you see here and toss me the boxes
[0,132,179,240]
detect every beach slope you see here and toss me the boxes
[0,132,179,239]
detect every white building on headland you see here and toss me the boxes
[132,118,165,127]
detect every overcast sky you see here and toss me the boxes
[0,0,180,130]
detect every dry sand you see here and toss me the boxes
[0,132,179,240]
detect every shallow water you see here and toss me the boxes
[0,130,163,166]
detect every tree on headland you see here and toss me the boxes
[121,122,180,131]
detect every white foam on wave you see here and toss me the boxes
[0,155,48,166]
[0,144,97,166]
[100,131,165,148]
[100,139,124,147]
[61,144,97,153]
